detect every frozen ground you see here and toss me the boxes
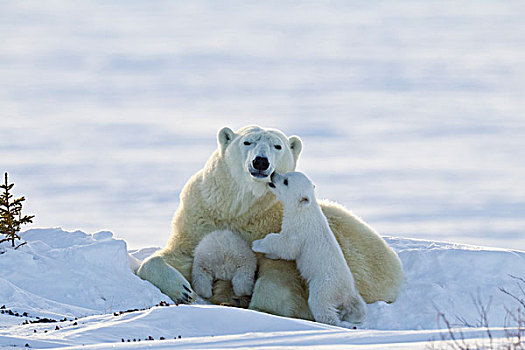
[1,228,525,349]
[0,1,524,250]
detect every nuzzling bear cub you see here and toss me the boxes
[252,172,366,327]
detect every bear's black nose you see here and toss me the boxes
[252,157,270,171]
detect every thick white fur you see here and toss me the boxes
[252,172,367,327]
[137,125,404,319]
[192,230,257,299]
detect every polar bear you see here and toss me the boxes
[192,230,257,299]
[252,172,367,327]
[137,125,404,319]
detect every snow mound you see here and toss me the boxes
[0,228,169,320]
[1,228,525,349]
[129,247,161,262]
[0,305,343,348]
[0,306,517,349]
[364,237,525,330]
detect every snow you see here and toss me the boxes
[1,228,524,349]
[0,228,167,321]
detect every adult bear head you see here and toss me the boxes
[216,125,302,199]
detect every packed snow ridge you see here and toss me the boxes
[1,228,524,349]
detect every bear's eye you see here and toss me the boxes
[274,145,282,150]
[284,179,288,186]
[243,141,251,146]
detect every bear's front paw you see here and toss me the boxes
[347,294,367,324]
[180,284,197,304]
[251,239,267,254]
[137,256,197,305]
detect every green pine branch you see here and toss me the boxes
[0,172,34,247]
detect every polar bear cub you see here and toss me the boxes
[252,172,367,327]
[192,230,257,299]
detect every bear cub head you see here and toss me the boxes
[268,171,315,210]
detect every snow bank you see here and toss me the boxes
[0,306,518,349]
[1,228,525,349]
[0,228,168,320]
[365,237,525,330]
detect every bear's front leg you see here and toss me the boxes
[137,255,196,304]
[249,258,313,320]
[252,233,280,256]
[252,233,299,260]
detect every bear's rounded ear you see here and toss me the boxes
[288,135,303,165]
[218,127,236,154]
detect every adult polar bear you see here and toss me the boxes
[137,125,404,319]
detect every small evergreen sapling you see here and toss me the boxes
[0,172,34,248]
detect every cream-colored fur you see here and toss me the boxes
[137,125,404,319]
[192,230,256,299]
[253,172,367,327]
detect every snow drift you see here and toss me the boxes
[1,228,524,349]
[0,228,167,321]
